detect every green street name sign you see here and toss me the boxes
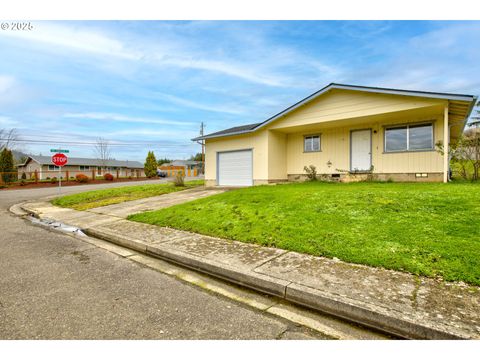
[50,149,69,153]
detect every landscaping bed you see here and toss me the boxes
[1,177,157,190]
[52,180,204,210]
[128,182,480,285]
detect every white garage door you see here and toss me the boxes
[218,150,253,186]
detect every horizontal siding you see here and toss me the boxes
[205,130,268,182]
[286,113,445,175]
[204,89,449,183]
[268,131,287,180]
[268,89,445,130]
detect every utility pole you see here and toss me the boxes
[195,122,205,175]
[200,122,205,175]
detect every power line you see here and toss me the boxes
[0,138,193,147]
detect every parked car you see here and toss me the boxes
[156,170,167,178]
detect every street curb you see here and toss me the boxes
[80,226,468,339]
[9,202,29,216]
[284,283,463,340]
[84,226,290,298]
[16,202,474,340]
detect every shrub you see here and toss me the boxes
[46,177,51,180]
[51,177,57,184]
[76,174,89,183]
[173,171,185,187]
[303,165,318,181]
[0,148,16,183]
[144,151,158,178]
[103,173,114,181]
[21,172,27,180]
[20,179,27,186]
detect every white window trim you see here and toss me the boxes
[48,165,60,171]
[303,134,321,153]
[384,123,434,153]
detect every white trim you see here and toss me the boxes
[194,83,476,141]
[384,123,434,153]
[303,134,321,152]
[444,106,449,183]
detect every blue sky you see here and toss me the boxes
[0,20,479,161]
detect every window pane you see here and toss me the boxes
[385,127,407,152]
[304,137,312,152]
[312,136,320,151]
[409,124,433,150]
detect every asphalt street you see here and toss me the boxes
[0,181,327,339]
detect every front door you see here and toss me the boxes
[350,129,372,172]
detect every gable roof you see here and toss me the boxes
[195,122,261,140]
[19,155,143,168]
[192,83,477,141]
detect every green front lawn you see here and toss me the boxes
[128,182,480,285]
[52,180,204,210]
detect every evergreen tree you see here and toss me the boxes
[157,157,171,166]
[0,148,16,183]
[144,151,158,178]
[189,153,203,161]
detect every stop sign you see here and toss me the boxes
[52,153,68,167]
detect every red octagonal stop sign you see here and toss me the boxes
[52,153,68,167]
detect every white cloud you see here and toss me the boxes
[159,57,289,87]
[0,75,16,94]
[0,116,19,127]
[107,128,198,139]
[152,92,246,115]
[1,22,141,60]
[0,22,311,88]
[63,112,195,126]
[0,75,36,107]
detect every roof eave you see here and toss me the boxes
[193,83,477,141]
[461,95,478,132]
[330,83,476,102]
[192,129,254,141]
[252,83,476,132]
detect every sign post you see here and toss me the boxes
[51,152,68,193]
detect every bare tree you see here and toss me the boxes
[94,137,112,171]
[0,128,20,151]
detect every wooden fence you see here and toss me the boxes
[159,165,198,177]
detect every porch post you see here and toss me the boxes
[443,104,449,183]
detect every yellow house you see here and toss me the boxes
[193,84,477,186]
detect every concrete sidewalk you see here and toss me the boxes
[19,198,480,340]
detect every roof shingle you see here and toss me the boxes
[20,155,143,168]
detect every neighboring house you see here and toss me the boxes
[193,83,477,186]
[17,156,145,180]
[159,160,202,176]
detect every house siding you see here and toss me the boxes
[17,161,145,180]
[205,130,268,186]
[204,89,455,185]
[285,112,444,175]
[268,89,444,130]
[267,130,287,181]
